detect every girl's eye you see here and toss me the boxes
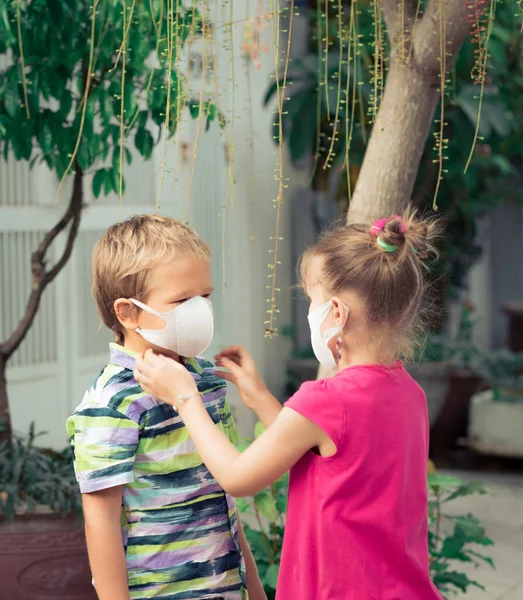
[202,294,211,299]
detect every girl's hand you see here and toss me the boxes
[134,350,200,411]
[215,346,269,410]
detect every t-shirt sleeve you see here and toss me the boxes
[67,405,140,494]
[284,379,345,449]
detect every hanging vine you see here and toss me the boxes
[464,0,497,173]
[265,0,294,337]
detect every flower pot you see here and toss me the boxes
[406,361,450,425]
[469,389,523,458]
[0,513,96,600]
[430,370,484,454]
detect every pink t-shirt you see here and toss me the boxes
[277,363,442,600]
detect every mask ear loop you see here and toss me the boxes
[129,298,163,318]
[335,304,350,361]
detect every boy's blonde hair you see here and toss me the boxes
[92,214,210,344]
[300,207,441,359]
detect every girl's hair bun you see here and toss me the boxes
[377,209,440,260]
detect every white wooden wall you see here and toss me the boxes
[0,1,293,448]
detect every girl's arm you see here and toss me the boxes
[134,351,331,497]
[82,486,130,600]
[179,402,322,496]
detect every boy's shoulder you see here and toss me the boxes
[71,353,156,424]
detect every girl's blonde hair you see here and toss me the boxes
[300,207,441,359]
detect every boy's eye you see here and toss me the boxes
[172,294,211,304]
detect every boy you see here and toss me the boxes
[66,215,265,600]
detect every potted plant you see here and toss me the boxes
[0,424,93,599]
[468,349,523,458]
[430,302,485,455]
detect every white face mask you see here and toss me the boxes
[129,296,214,358]
[307,300,349,369]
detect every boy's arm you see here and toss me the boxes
[83,486,130,600]
[238,520,267,600]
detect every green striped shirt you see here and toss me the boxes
[66,344,246,600]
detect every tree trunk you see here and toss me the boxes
[347,63,440,224]
[347,0,471,225]
[0,354,10,442]
[0,167,84,443]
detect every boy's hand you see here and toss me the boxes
[215,346,269,411]
[135,350,200,410]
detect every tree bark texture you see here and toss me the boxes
[347,0,472,225]
[0,167,84,442]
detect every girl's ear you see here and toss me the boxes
[114,299,140,330]
[331,296,349,327]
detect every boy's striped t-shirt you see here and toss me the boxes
[66,343,246,600]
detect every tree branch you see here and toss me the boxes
[382,0,419,46]
[0,167,84,360]
[414,0,472,74]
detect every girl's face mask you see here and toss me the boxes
[129,296,214,358]
[307,300,349,369]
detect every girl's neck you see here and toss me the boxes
[338,347,397,371]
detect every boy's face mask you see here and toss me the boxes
[307,300,349,369]
[129,296,214,358]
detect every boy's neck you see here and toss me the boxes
[122,331,181,362]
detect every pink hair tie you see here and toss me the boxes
[370,215,407,237]
[370,217,389,237]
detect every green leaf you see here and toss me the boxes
[440,528,466,559]
[103,168,113,195]
[288,90,318,161]
[37,121,54,155]
[0,115,7,138]
[46,0,64,28]
[433,571,482,593]
[265,563,279,590]
[444,481,487,503]
[254,489,278,522]
[254,422,265,438]
[0,3,15,47]
[467,549,495,569]
[92,169,107,199]
[135,127,154,159]
[188,100,201,119]
[205,102,217,132]
[454,515,493,546]
[243,525,271,559]
[60,90,73,119]
[4,85,19,118]
[428,474,463,492]
[236,497,252,514]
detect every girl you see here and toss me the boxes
[135,210,442,600]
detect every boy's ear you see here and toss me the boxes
[114,299,140,330]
